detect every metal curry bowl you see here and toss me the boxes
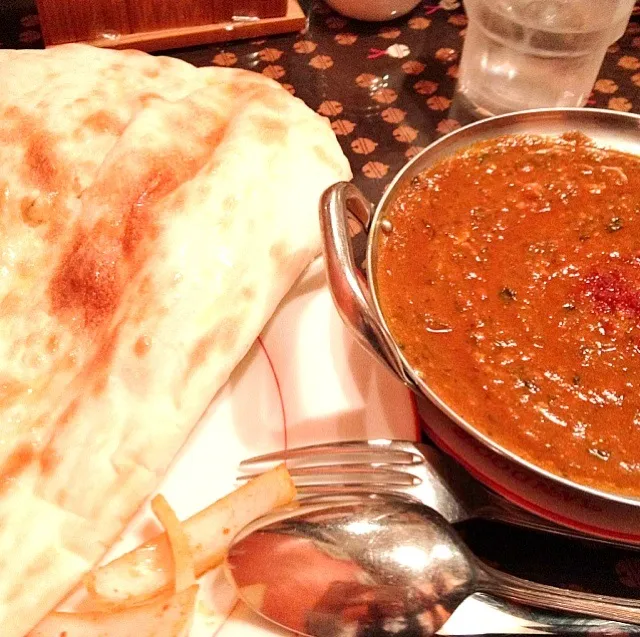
[320,107,640,508]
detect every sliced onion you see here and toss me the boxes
[86,464,296,604]
[29,585,198,637]
[151,495,196,593]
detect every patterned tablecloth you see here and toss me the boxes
[2,0,640,634]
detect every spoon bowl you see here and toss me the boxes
[226,496,474,636]
[225,495,640,636]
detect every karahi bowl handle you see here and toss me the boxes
[320,182,416,390]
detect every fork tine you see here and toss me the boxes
[286,464,418,477]
[238,462,412,477]
[296,485,419,500]
[239,440,392,465]
[238,465,421,487]
[239,439,422,469]
[239,455,421,476]
[293,470,419,487]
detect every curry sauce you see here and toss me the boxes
[376,133,640,496]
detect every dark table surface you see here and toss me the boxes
[2,0,640,634]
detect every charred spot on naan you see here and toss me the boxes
[32,397,81,480]
[269,242,291,271]
[257,87,290,112]
[0,377,29,407]
[49,167,173,329]
[222,82,256,100]
[39,446,60,476]
[56,397,80,431]
[20,195,48,227]
[184,318,240,381]
[0,446,35,496]
[139,92,162,107]
[134,334,152,357]
[24,126,68,193]
[19,190,67,229]
[0,291,21,315]
[24,551,54,580]
[1,111,81,223]
[83,110,125,135]
[5,574,25,605]
[0,179,9,209]
[88,321,126,395]
[256,116,289,145]
[46,333,60,354]
[1,104,21,121]
[222,194,237,213]
[49,229,124,329]
[241,286,256,301]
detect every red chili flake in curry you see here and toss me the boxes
[376,132,640,496]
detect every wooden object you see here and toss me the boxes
[36,0,306,52]
[37,0,131,45]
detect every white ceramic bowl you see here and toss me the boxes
[323,0,422,21]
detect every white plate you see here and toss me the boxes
[82,257,421,633]
[64,259,551,636]
[419,397,640,545]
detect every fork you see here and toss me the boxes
[238,438,637,549]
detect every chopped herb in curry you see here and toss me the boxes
[376,132,640,496]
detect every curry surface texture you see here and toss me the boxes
[376,133,640,496]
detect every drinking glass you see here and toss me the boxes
[457,0,635,116]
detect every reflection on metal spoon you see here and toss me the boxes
[225,495,640,636]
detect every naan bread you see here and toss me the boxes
[0,44,351,636]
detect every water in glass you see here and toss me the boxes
[458,0,632,115]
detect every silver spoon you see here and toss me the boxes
[225,495,640,636]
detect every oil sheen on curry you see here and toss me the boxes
[376,133,640,496]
